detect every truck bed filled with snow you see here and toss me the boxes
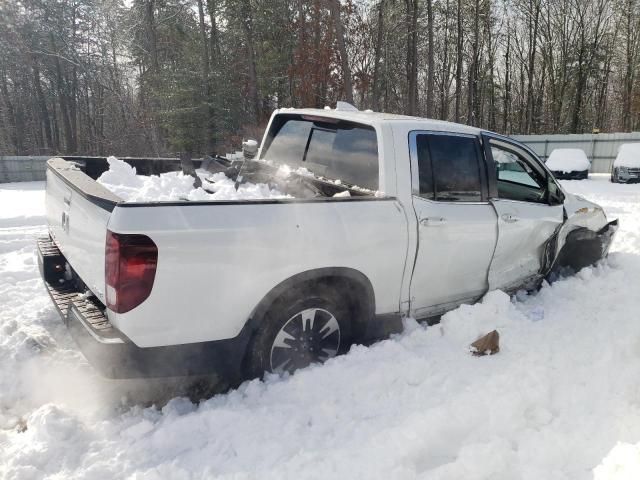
[3,176,640,478]
[545,148,591,173]
[96,156,289,202]
[614,143,640,168]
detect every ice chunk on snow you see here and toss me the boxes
[545,148,590,173]
[614,143,640,168]
[96,156,289,203]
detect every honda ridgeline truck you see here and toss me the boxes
[38,106,617,380]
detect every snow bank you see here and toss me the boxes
[96,156,289,202]
[3,178,640,478]
[545,148,591,173]
[614,143,640,168]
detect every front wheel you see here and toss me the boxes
[611,168,619,183]
[245,285,353,377]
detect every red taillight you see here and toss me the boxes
[105,230,158,314]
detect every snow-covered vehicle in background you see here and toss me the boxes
[38,107,618,381]
[611,143,640,183]
[545,148,591,180]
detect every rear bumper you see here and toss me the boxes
[38,236,249,380]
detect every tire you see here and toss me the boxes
[245,284,353,378]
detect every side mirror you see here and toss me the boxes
[547,175,564,205]
[242,139,259,159]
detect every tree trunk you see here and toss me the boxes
[467,0,479,126]
[50,33,76,153]
[207,0,221,66]
[486,7,496,131]
[525,0,541,133]
[405,0,418,115]
[240,0,260,124]
[372,0,385,111]
[32,58,53,152]
[0,71,22,153]
[623,0,634,131]
[146,0,159,73]
[426,0,435,117]
[197,0,214,151]
[440,0,451,120]
[503,23,511,133]
[455,0,463,122]
[329,0,354,104]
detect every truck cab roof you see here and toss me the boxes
[273,108,483,136]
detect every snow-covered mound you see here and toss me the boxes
[2,176,640,478]
[614,143,640,168]
[97,156,289,202]
[545,148,591,173]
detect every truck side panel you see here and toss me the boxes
[107,199,409,348]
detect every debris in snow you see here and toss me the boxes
[96,156,290,203]
[470,330,500,356]
[15,418,27,433]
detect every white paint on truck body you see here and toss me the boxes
[107,199,409,347]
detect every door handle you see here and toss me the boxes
[420,217,447,226]
[501,213,519,223]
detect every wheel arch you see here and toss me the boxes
[552,226,604,273]
[247,267,376,339]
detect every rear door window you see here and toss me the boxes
[261,115,379,190]
[414,133,483,202]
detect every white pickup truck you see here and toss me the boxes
[39,107,617,380]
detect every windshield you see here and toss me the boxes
[260,114,379,190]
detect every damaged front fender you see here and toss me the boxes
[550,219,618,275]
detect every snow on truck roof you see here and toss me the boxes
[274,107,482,135]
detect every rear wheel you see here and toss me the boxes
[245,285,353,377]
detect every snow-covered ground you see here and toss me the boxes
[2,176,640,479]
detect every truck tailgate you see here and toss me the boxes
[45,158,121,304]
